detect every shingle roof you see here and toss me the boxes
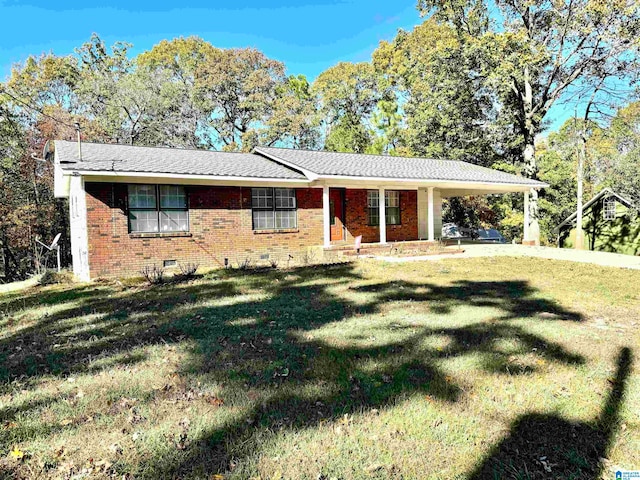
[255,146,546,186]
[55,141,307,180]
[55,140,547,187]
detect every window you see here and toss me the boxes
[251,188,297,230]
[386,191,401,225]
[128,184,188,233]
[367,190,401,226]
[603,198,617,221]
[367,190,379,226]
[330,200,336,225]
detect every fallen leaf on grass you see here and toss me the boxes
[205,395,224,407]
[179,417,191,429]
[109,443,123,455]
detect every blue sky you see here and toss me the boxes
[0,0,572,130]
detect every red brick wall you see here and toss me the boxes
[343,189,418,243]
[85,183,323,278]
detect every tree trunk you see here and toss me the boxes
[523,135,540,245]
[521,67,540,245]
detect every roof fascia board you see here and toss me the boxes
[61,169,547,191]
[64,169,310,185]
[253,147,319,181]
[314,175,547,190]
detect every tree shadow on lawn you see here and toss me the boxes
[354,279,582,321]
[0,263,594,478]
[468,346,633,480]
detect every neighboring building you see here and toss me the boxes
[556,188,640,255]
[52,140,547,280]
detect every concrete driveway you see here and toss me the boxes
[377,244,640,270]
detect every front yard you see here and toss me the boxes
[0,258,638,479]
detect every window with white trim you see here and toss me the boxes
[603,198,617,221]
[128,184,189,233]
[367,190,401,226]
[251,188,297,230]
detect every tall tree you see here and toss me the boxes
[373,19,497,163]
[418,0,640,243]
[76,34,173,145]
[606,102,640,201]
[324,112,374,153]
[137,36,216,148]
[264,74,321,149]
[193,47,286,151]
[7,54,80,124]
[313,62,383,153]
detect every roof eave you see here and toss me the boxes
[314,174,547,189]
[61,169,310,184]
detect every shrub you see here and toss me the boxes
[178,262,199,278]
[236,258,254,271]
[39,269,74,286]
[140,264,165,284]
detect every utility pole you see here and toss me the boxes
[575,114,585,250]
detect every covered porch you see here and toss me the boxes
[320,183,543,249]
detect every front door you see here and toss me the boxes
[330,189,345,242]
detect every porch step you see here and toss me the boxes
[340,248,465,257]
[326,240,440,252]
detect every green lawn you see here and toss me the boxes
[0,258,638,479]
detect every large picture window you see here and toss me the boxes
[367,190,401,226]
[252,188,297,230]
[128,184,188,233]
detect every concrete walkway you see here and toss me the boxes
[375,244,640,270]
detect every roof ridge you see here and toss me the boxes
[257,145,457,162]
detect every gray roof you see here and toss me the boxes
[255,147,545,186]
[55,140,546,187]
[55,141,307,180]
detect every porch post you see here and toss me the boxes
[379,187,387,244]
[523,189,530,243]
[323,185,331,248]
[427,186,435,241]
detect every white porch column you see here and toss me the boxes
[523,190,530,242]
[379,187,387,244]
[427,186,435,241]
[323,185,331,248]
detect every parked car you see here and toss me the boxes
[442,223,507,243]
[441,223,464,238]
[475,228,507,243]
[441,223,476,239]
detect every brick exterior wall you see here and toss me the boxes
[342,189,419,244]
[85,183,323,278]
[83,183,420,278]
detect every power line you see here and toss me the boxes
[0,85,78,129]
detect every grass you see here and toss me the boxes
[0,257,638,479]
